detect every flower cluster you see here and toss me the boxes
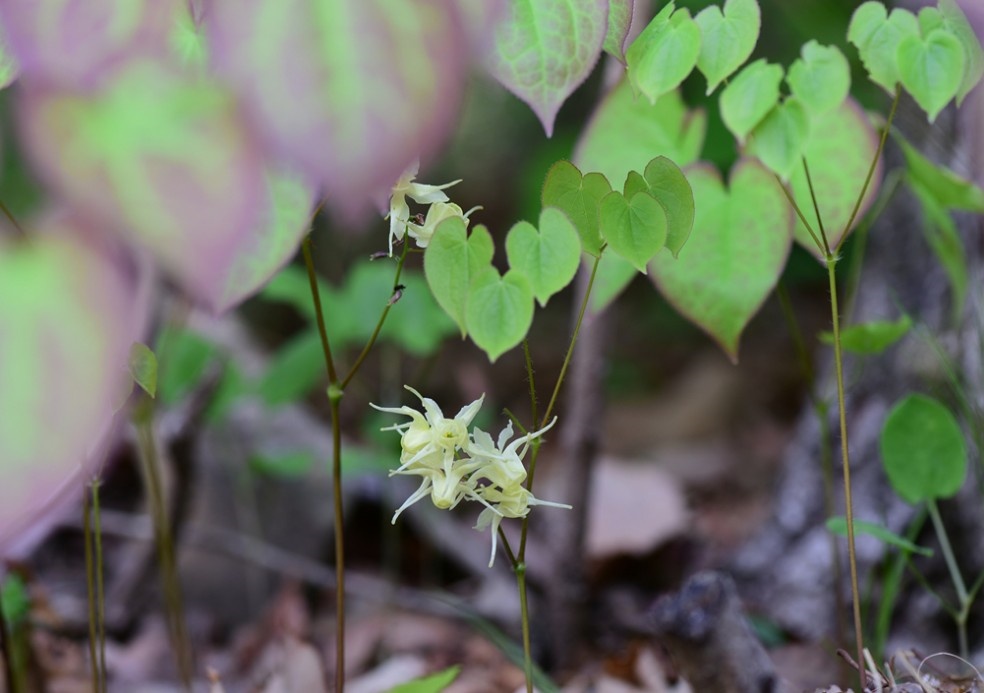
[385,162,478,255]
[372,386,571,567]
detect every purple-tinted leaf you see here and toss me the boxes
[17,60,272,310]
[0,0,181,89]
[604,0,634,63]
[211,171,318,314]
[0,215,150,555]
[206,0,469,218]
[488,0,608,136]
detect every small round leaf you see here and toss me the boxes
[881,394,966,504]
[465,268,535,362]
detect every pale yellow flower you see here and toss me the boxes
[385,162,461,255]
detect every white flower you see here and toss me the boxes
[371,386,484,472]
[373,389,571,567]
[385,162,461,255]
[406,201,480,249]
[474,486,571,567]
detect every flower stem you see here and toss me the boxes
[516,562,533,693]
[83,488,101,693]
[512,255,603,693]
[928,499,970,659]
[826,252,865,684]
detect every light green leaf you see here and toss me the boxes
[541,160,612,257]
[881,394,966,504]
[158,328,218,406]
[256,330,324,406]
[261,265,334,321]
[128,342,158,398]
[897,135,984,212]
[506,208,581,306]
[939,0,984,104]
[623,170,650,199]
[719,59,784,143]
[389,666,461,693]
[490,0,609,135]
[747,97,811,181]
[465,268,535,362]
[826,516,933,557]
[847,3,919,93]
[423,217,494,336]
[897,29,965,123]
[643,156,695,257]
[575,79,707,183]
[910,179,968,323]
[786,41,851,116]
[604,0,634,63]
[650,160,793,362]
[589,253,638,313]
[0,24,19,90]
[818,315,912,354]
[694,0,761,95]
[788,99,881,258]
[599,191,668,272]
[919,6,945,36]
[626,3,701,104]
[1,575,30,626]
[249,451,315,478]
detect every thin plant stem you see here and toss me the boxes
[834,85,902,256]
[92,480,108,693]
[134,399,193,691]
[538,254,603,432]
[802,158,831,253]
[510,254,603,693]
[342,241,411,389]
[516,562,533,693]
[301,229,409,692]
[301,236,338,384]
[776,285,847,648]
[83,487,101,692]
[927,499,970,659]
[0,578,15,693]
[826,254,865,686]
[523,340,539,427]
[0,200,25,240]
[300,234,345,691]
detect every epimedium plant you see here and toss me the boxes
[0,1,982,692]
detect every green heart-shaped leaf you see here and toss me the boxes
[897,29,965,123]
[694,0,761,95]
[650,160,793,362]
[720,58,784,143]
[787,41,851,116]
[747,97,811,181]
[643,156,695,257]
[623,170,649,199]
[788,99,880,258]
[506,208,581,307]
[604,0,634,63]
[599,190,668,272]
[542,160,612,257]
[881,394,966,504]
[424,217,494,336]
[939,0,984,104]
[465,268,535,362]
[626,3,701,104]
[575,79,707,184]
[848,3,919,93]
[490,0,608,135]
